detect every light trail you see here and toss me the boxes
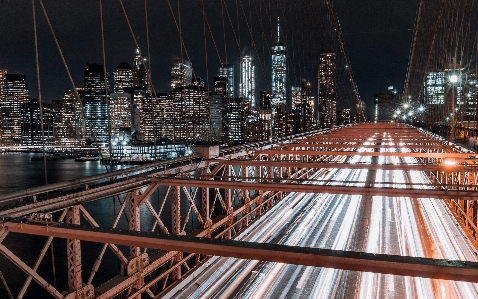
[163,131,478,299]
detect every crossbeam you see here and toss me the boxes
[5,221,478,283]
[285,144,451,150]
[220,160,478,172]
[256,150,477,159]
[155,179,478,200]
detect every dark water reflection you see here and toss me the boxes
[0,153,197,298]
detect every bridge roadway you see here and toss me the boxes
[164,131,478,298]
[2,124,478,299]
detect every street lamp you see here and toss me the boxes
[445,57,463,142]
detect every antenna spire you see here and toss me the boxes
[277,16,280,43]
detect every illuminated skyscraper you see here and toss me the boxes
[318,50,336,127]
[291,86,302,110]
[425,71,446,105]
[170,85,209,143]
[214,77,229,96]
[55,89,85,146]
[464,76,478,120]
[218,63,234,97]
[84,63,109,143]
[0,69,6,96]
[171,59,193,90]
[109,92,131,141]
[271,17,286,106]
[227,98,244,144]
[113,62,133,93]
[209,92,228,144]
[240,54,255,108]
[21,98,58,145]
[1,74,30,145]
[153,93,172,140]
[133,48,149,91]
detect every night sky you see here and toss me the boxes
[0,0,418,117]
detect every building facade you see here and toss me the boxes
[240,55,255,108]
[171,59,193,90]
[21,98,59,145]
[110,92,132,142]
[318,50,337,128]
[271,17,286,107]
[1,74,30,145]
[133,49,149,91]
[171,85,209,143]
[218,64,234,98]
[84,63,109,143]
[113,62,133,93]
[55,89,86,146]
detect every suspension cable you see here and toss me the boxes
[99,0,112,171]
[405,0,424,96]
[38,0,97,150]
[32,0,48,185]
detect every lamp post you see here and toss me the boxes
[446,57,461,142]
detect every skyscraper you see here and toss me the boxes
[21,98,58,145]
[55,89,85,146]
[0,69,6,97]
[109,92,131,141]
[240,54,255,108]
[83,63,109,143]
[171,59,193,90]
[227,97,244,144]
[170,85,209,143]
[150,93,170,141]
[318,50,336,128]
[209,93,228,144]
[113,62,133,93]
[271,17,286,106]
[133,48,149,91]
[425,71,446,105]
[291,86,302,110]
[218,63,234,98]
[1,73,30,145]
[214,77,229,96]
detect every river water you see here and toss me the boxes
[0,152,196,298]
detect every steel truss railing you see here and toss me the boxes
[1,123,478,298]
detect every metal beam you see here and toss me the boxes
[0,243,63,298]
[255,150,477,159]
[5,221,478,283]
[220,160,478,172]
[155,179,478,200]
[285,144,450,149]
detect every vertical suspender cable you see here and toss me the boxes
[221,2,228,64]
[38,0,97,151]
[100,0,112,171]
[32,0,48,185]
[404,0,424,97]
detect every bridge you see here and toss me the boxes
[2,0,478,297]
[1,123,478,298]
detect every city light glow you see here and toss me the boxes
[449,74,458,83]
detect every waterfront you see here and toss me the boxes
[0,153,196,298]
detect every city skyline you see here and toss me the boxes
[0,1,418,117]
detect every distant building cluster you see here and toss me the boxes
[0,19,356,149]
[423,69,477,124]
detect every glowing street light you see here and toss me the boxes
[442,157,458,167]
[449,74,459,84]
